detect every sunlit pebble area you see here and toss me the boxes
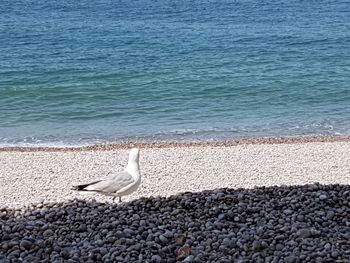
[1,184,350,262]
[0,141,350,207]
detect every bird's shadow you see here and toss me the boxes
[1,183,350,262]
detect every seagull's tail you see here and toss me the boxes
[71,183,91,191]
[71,180,101,191]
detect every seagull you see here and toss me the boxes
[72,148,141,202]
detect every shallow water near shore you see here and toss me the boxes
[1,0,350,146]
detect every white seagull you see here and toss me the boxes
[72,148,141,202]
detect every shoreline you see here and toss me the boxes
[0,134,349,152]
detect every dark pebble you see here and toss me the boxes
[296,229,312,238]
[19,240,32,250]
[151,255,162,263]
[0,183,349,262]
[43,229,54,237]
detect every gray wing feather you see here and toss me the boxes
[85,171,134,193]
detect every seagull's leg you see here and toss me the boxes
[119,196,122,203]
[112,197,116,203]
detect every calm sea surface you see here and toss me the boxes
[1,0,349,146]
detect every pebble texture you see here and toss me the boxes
[0,142,350,208]
[1,184,350,262]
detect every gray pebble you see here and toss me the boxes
[19,240,32,250]
[43,229,54,237]
[184,255,195,262]
[218,213,226,220]
[284,209,293,215]
[296,228,312,238]
[319,194,328,200]
[60,248,70,260]
[275,243,284,251]
[159,235,168,244]
[324,243,331,250]
[331,251,339,258]
[123,228,134,238]
[151,255,162,263]
[285,255,297,263]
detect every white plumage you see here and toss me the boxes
[72,148,141,202]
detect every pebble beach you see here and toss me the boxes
[1,137,349,208]
[1,137,350,262]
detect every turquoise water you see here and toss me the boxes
[1,0,350,146]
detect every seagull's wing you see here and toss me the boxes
[73,171,134,194]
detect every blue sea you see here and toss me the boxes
[1,0,349,146]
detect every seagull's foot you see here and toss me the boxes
[112,196,122,204]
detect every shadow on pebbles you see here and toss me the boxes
[1,183,350,263]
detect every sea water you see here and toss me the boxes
[0,0,349,146]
